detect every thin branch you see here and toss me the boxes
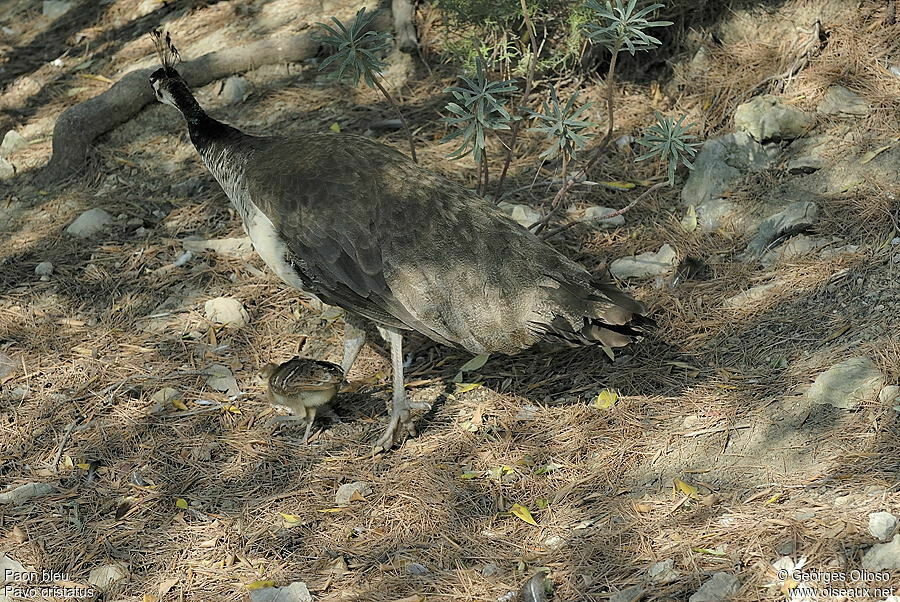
[531,40,621,235]
[372,76,418,163]
[495,0,540,199]
[539,181,667,240]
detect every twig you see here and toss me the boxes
[531,41,621,235]
[495,0,540,199]
[678,422,752,438]
[52,418,81,471]
[540,180,667,240]
[372,77,418,163]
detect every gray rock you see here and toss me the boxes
[880,385,900,404]
[88,563,128,590]
[335,481,372,506]
[42,0,72,18]
[610,244,678,279]
[579,206,625,228]
[482,563,502,577]
[760,234,830,267]
[0,482,55,504]
[689,572,740,602]
[0,352,16,380]
[0,156,14,180]
[250,582,313,602]
[817,85,870,116]
[862,535,900,570]
[681,132,769,206]
[204,297,249,328]
[204,365,241,396]
[498,202,542,228]
[610,585,643,602]
[695,198,753,231]
[1,553,29,584]
[869,512,898,541]
[405,562,429,575]
[221,76,251,105]
[136,0,160,17]
[170,176,204,197]
[0,130,27,156]
[806,356,885,410]
[66,208,113,238]
[734,95,814,141]
[183,236,253,259]
[743,201,817,259]
[34,261,53,281]
[648,558,678,583]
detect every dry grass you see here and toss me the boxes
[2,0,900,601]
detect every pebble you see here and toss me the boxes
[88,564,128,590]
[806,356,885,409]
[578,206,625,227]
[869,512,899,541]
[0,352,16,380]
[221,76,251,104]
[817,84,870,116]
[862,535,900,570]
[405,562,428,575]
[204,297,249,328]
[689,572,740,602]
[34,261,53,281]
[0,156,14,180]
[609,244,678,279]
[498,202,542,229]
[335,481,372,506]
[42,0,73,18]
[648,559,678,583]
[65,208,113,238]
[250,582,312,602]
[482,563,502,577]
[204,364,241,396]
[0,130,27,156]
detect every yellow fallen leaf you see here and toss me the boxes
[317,507,347,513]
[674,479,699,498]
[245,580,276,590]
[78,73,114,84]
[599,180,636,191]
[329,122,341,133]
[633,502,652,513]
[349,490,367,502]
[510,503,538,526]
[681,205,698,232]
[692,547,726,556]
[171,399,188,411]
[592,389,618,410]
[859,145,891,164]
[76,463,91,470]
[459,470,482,480]
[764,492,783,505]
[455,382,482,394]
[175,498,189,510]
[62,455,74,469]
[489,465,514,480]
[222,404,242,414]
[536,497,549,509]
[142,595,159,602]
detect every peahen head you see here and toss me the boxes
[148,29,186,111]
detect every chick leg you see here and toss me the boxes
[341,314,367,375]
[374,328,430,451]
[302,406,317,445]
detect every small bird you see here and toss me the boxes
[260,357,344,444]
[148,31,652,451]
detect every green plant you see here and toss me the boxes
[636,113,699,186]
[583,0,672,55]
[442,57,518,194]
[528,87,596,162]
[315,8,418,162]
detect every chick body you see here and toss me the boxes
[261,357,344,443]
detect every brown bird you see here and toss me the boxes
[260,357,344,444]
[148,31,652,451]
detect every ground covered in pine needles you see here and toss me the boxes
[1,0,899,600]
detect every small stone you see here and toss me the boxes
[806,356,885,410]
[0,352,16,380]
[743,201,818,259]
[542,534,565,550]
[482,563,502,577]
[34,261,53,280]
[869,512,899,541]
[65,208,113,238]
[580,206,625,227]
[760,234,827,267]
[689,572,740,602]
[0,130,27,156]
[204,364,241,396]
[609,244,678,279]
[775,540,797,556]
[335,481,372,506]
[862,535,900,570]
[204,297,249,328]
[0,482,54,505]
[516,404,539,420]
[681,132,769,206]
[723,281,783,309]
[150,388,181,406]
[0,156,14,180]
[498,202,542,228]
[405,562,428,575]
[880,385,900,404]
[610,585,643,602]
[42,0,73,18]
[648,559,678,584]
[88,563,128,590]
[249,581,313,602]
[817,84,870,116]
[222,76,251,105]
[734,95,814,141]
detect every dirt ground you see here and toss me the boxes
[1,0,899,600]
